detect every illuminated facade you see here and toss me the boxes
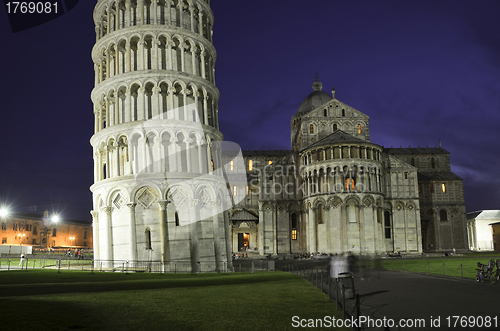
[228,79,467,255]
[90,0,233,272]
[0,211,92,250]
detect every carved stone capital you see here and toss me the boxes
[126,203,137,212]
[90,210,99,221]
[101,206,113,216]
[157,200,169,211]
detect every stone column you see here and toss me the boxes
[152,86,160,117]
[200,51,206,79]
[189,6,195,32]
[125,0,131,27]
[198,11,203,37]
[177,2,184,28]
[100,206,113,266]
[90,210,100,262]
[138,0,144,24]
[158,200,170,267]
[137,87,145,120]
[126,203,137,263]
[203,95,209,125]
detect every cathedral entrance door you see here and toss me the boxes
[238,233,250,251]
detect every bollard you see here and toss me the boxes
[57,259,61,273]
[415,261,417,273]
[461,263,463,278]
[91,260,94,274]
[443,263,446,276]
[428,261,430,274]
[403,260,405,271]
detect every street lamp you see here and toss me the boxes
[0,208,9,218]
[18,233,25,246]
[69,236,75,250]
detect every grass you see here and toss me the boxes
[379,255,500,279]
[0,270,347,331]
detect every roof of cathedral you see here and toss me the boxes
[384,146,449,155]
[302,130,373,151]
[230,209,258,221]
[242,149,292,156]
[466,210,500,220]
[295,79,333,117]
[417,171,463,181]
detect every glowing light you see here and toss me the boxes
[52,215,60,223]
[0,208,9,218]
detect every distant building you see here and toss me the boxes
[227,79,467,255]
[0,210,92,251]
[467,210,500,251]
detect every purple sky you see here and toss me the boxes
[1,0,499,221]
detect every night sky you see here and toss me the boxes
[1,0,499,222]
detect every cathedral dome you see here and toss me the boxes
[296,79,333,117]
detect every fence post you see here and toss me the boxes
[415,261,417,273]
[91,260,94,274]
[57,259,61,273]
[403,260,405,271]
[8,259,10,271]
[356,293,361,319]
[328,276,331,301]
[335,279,339,311]
[428,261,430,274]
[342,284,346,319]
[443,263,446,276]
[392,260,394,269]
[461,263,463,278]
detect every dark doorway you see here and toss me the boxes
[238,233,249,251]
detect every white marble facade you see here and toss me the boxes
[90,0,234,272]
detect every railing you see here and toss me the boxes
[0,257,276,274]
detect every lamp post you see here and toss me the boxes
[69,236,75,250]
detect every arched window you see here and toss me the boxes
[146,229,152,249]
[357,124,361,134]
[324,109,327,117]
[230,160,234,171]
[345,178,355,191]
[440,209,448,221]
[411,158,415,166]
[248,160,253,171]
[442,183,446,193]
[384,211,391,238]
[431,157,436,169]
[333,124,338,131]
[316,205,324,224]
[291,213,298,240]
[342,109,345,117]
[175,212,180,226]
[310,124,314,134]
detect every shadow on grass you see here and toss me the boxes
[0,270,293,297]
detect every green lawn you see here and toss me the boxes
[0,270,347,331]
[380,256,500,279]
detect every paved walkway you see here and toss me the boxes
[350,269,500,330]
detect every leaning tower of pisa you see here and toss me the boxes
[89,0,236,272]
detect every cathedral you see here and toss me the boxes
[89,0,467,268]
[227,79,468,256]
